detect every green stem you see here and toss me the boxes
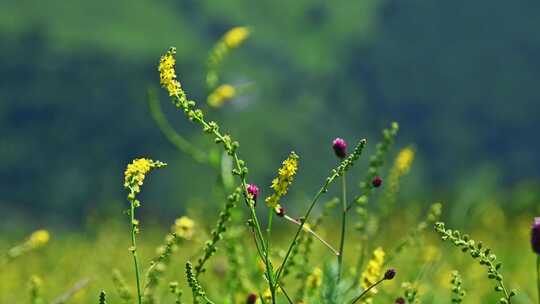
[275,184,329,282]
[537,255,540,304]
[129,201,142,304]
[337,173,347,282]
[350,277,385,304]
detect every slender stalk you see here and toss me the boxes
[278,283,294,304]
[337,173,347,282]
[275,185,328,282]
[349,239,367,291]
[283,215,339,256]
[350,277,385,304]
[537,255,540,304]
[129,202,143,304]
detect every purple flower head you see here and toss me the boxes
[246,293,258,304]
[384,268,396,280]
[247,184,260,202]
[531,217,540,254]
[395,298,405,304]
[372,176,383,188]
[332,138,348,159]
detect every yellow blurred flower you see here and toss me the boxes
[360,247,385,303]
[172,216,195,240]
[306,267,322,289]
[28,230,50,248]
[265,152,299,208]
[158,47,182,96]
[223,27,250,48]
[207,84,236,108]
[395,147,415,175]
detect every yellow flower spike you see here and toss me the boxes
[395,147,415,175]
[158,47,182,96]
[27,230,50,248]
[172,216,195,240]
[207,84,236,108]
[265,152,299,208]
[223,26,250,48]
[123,158,166,197]
[306,267,323,289]
[359,247,385,303]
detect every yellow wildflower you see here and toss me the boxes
[28,230,50,248]
[158,47,182,96]
[123,158,166,196]
[172,216,195,240]
[207,84,236,108]
[395,147,415,175]
[265,152,299,208]
[360,247,385,303]
[306,267,323,289]
[262,288,272,303]
[223,27,250,48]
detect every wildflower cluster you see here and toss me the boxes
[195,187,242,276]
[172,216,195,240]
[207,84,236,108]
[354,122,399,233]
[265,151,299,210]
[434,222,516,303]
[112,269,133,303]
[401,281,420,304]
[143,233,180,303]
[169,282,183,304]
[385,146,415,206]
[6,229,50,261]
[99,291,107,304]
[306,267,323,289]
[124,158,166,200]
[450,270,466,303]
[206,27,250,90]
[186,262,214,304]
[360,247,386,303]
[158,47,182,96]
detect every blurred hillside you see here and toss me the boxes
[1,0,539,227]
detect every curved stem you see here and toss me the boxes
[148,88,210,165]
[337,173,347,282]
[129,202,142,304]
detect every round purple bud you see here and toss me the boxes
[372,176,383,188]
[275,206,286,217]
[246,293,258,304]
[395,297,405,304]
[247,184,259,202]
[531,217,540,254]
[384,268,396,280]
[332,138,348,159]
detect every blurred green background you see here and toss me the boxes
[1,0,539,229]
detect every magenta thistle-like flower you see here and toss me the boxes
[372,176,383,188]
[531,217,540,254]
[332,138,348,159]
[247,184,260,202]
[395,298,405,304]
